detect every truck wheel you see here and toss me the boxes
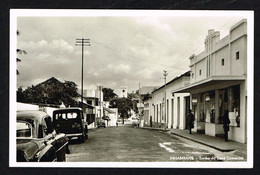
[79,134,85,143]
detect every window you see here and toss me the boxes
[221,59,225,66]
[44,116,54,133]
[199,70,202,75]
[122,90,125,93]
[67,112,78,119]
[236,51,239,60]
[192,73,194,78]
[17,121,32,138]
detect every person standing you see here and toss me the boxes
[187,109,195,134]
[223,110,231,142]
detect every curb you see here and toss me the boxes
[170,132,235,152]
[139,127,170,132]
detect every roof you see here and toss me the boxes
[152,71,190,93]
[35,77,63,88]
[53,107,83,113]
[139,86,159,95]
[17,110,49,122]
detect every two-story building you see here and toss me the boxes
[173,19,248,143]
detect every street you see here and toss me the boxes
[66,125,217,162]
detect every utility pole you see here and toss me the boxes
[163,70,168,131]
[75,38,90,108]
[99,85,102,121]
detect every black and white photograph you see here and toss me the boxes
[9,9,254,168]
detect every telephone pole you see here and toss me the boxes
[75,38,90,108]
[163,70,168,131]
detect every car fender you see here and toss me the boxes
[37,144,56,162]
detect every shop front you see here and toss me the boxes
[191,83,243,140]
[174,77,246,143]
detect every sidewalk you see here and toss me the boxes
[141,126,247,158]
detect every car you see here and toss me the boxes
[97,120,106,128]
[52,108,88,143]
[16,110,69,162]
[132,117,140,127]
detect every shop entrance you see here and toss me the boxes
[185,96,190,129]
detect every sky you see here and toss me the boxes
[15,10,248,95]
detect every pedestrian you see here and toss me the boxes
[223,110,231,142]
[187,109,195,134]
[116,121,118,128]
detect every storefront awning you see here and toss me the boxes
[172,75,246,94]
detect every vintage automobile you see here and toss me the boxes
[52,108,88,143]
[16,110,69,162]
[97,120,106,128]
[132,117,140,127]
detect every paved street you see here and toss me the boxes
[66,125,217,162]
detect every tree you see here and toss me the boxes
[18,77,79,107]
[17,86,26,102]
[109,97,136,124]
[102,87,118,101]
[16,30,27,75]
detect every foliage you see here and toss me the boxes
[16,30,27,75]
[102,87,118,101]
[127,91,139,100]
[17,77,79,107]
[109,97,138,123]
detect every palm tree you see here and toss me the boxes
[17,30,27,75]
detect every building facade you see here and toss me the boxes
[119,86,128,98]
[138,86,159,127]
[148,72,190,129]
[173,19,247,143]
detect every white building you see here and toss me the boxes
[119,86,128,98]
[145,72,190,129]
[173,19,248,143]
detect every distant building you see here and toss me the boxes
[77,86,104,127]
[119,86,128,98]
[137,86,159,127]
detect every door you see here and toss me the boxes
[177,97,180,128]
[185,96,191,129]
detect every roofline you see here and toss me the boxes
[152,71,190,93]
[171,75,246,93]
[53,107,83,112]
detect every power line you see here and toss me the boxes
[91,40,186,70]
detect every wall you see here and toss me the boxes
[214,46,230,76]
[230,37,247,76]
[190,20,247,81]
[17,102,39,111]
[151,76,190,129]
[107,108,118,127]
[229,82,247,143]
[43,107,58,119]
[195,59,207,82]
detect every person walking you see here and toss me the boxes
[223,110,231,142]
[187,109,195,134]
